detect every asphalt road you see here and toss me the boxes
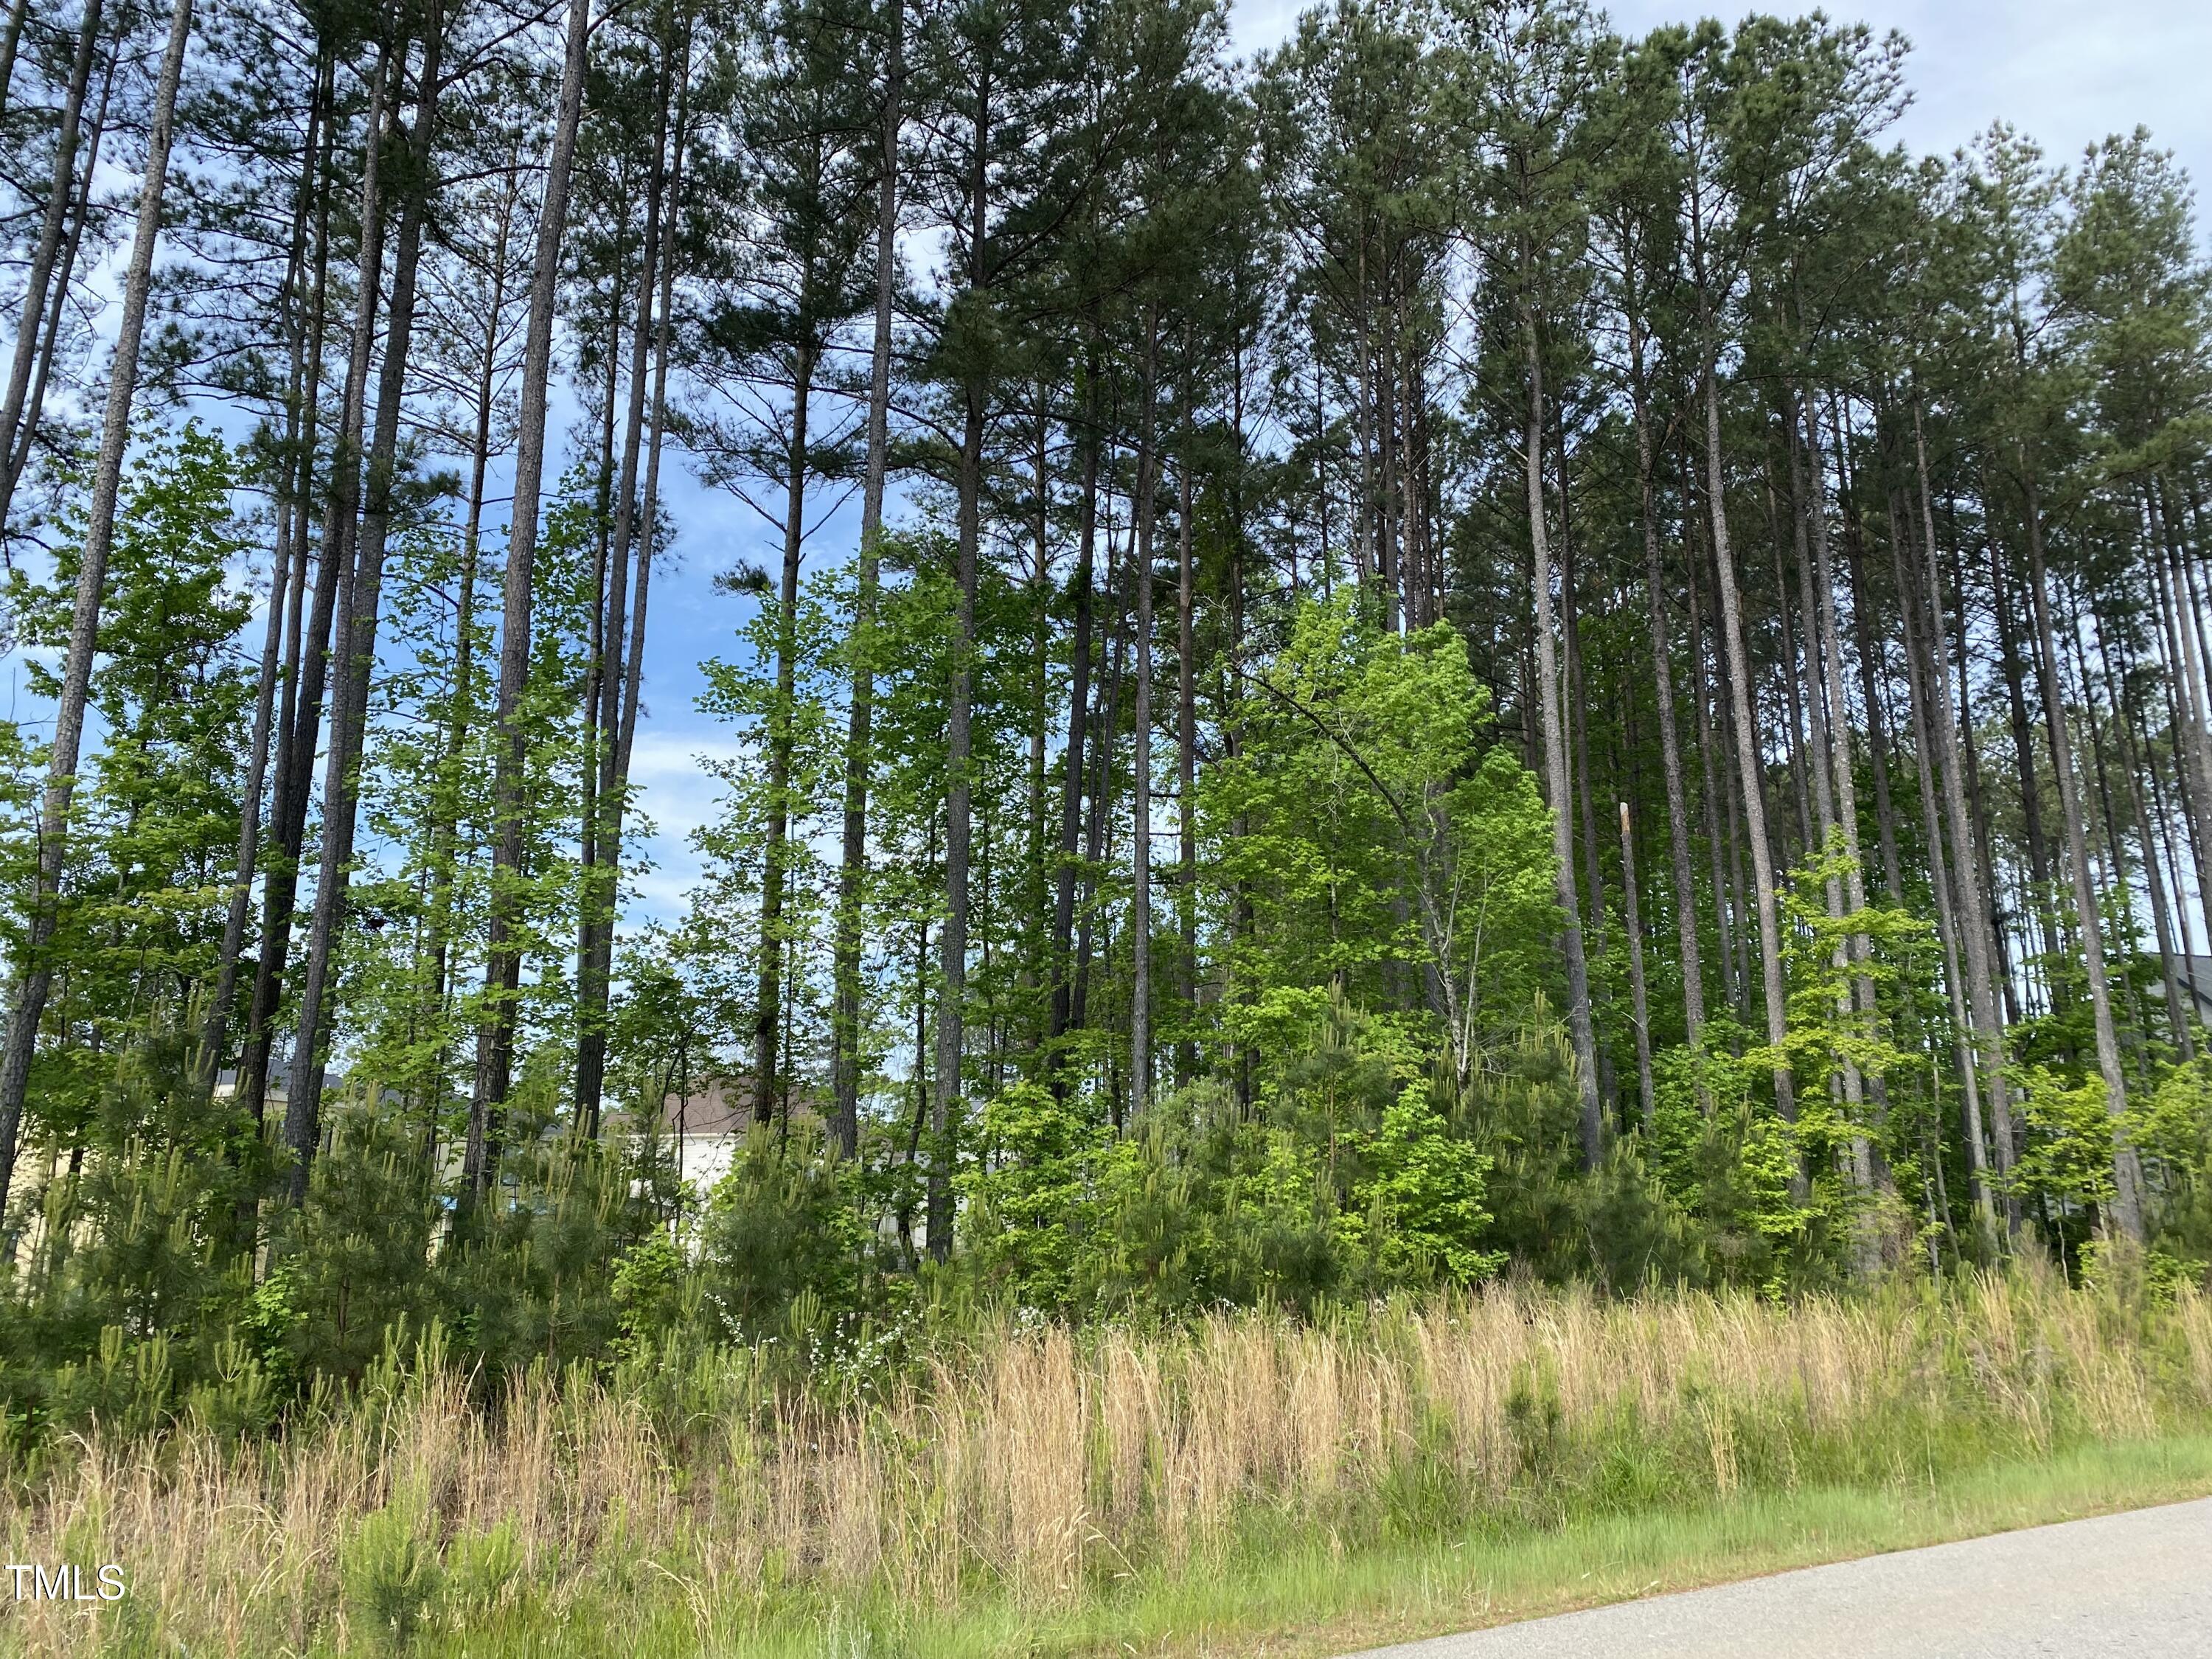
[1346,1497,2212,1658]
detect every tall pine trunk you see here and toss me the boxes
[1129,313,1159,1120]
[2011,455,2145,1241]
[0,0,32,124]
[1799,391,1878,1199]
[1523,300,1602,1169]
[1048,337,1099,1058]
[422,151,520,1134]
[1175,349,1197,1088]
[202,77,328,1086]
[3,45,119,508]
[1888,478,1993,1220]
[1703,366,1795,1123]
[0,0,104,526]
[1831,398,1906,905]
[468,0,593,1200]
[2087,597,2192,1057]
[577,52,675,1135]
[1074,469,1124,1043]
[1625,306,1703,1043]
[830,0,901,1155]
[1618,801,1655,1125]
[1910,409,2023,1203]
[239,47,345,1141]
[1992,541,2064,978]
[752,345,815,1128]
[2149,498,2212,954]
[1686,491,1739,1020]
[930,378,983,1254]
[285,8,445,1203]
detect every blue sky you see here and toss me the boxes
[633,0,2212,926]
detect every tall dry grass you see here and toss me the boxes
[4,1265,2210,1655]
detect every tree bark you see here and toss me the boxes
[0,0,105,526]
[929,375,981,1253]
[285,7,445,1205]
[2011,454,2145,1241]
[752,343,815,1130]
[1618,802,1655,1127]
[1703,367,1795,1122]
[0,0,33,126]
[2148,493,2212,953]
[1023,390,1051,1053]
[1048,338,1099,1058]
[1948,536,2020,1031]
[204,487,293,1086]
[238,47,343,1141]
[1991,538,2063,982]
[201,70,328,1088]
[1685,484,1739,1021]
[1911,418,2026,1194]
[830,0,901,1155]
[2,44,119,509]
[2171,504,2212,934]
[422,148,521,1133]
[1770,482,1816,864]
[612,107,682,897]
[2087,594,2191,1058]
[1889,482,1993,1225]
[1072,481,1124,1041]
[1908,410,2017,1214]
[1625,305,1703,1043]
[1129,312,1158,1120]
[1831,397,1906,906]
[1555,414,1607,955]
[575,51,672,1138]
[2063,582,2151,1076]
[468,0,594,1202]
[1175,344,1198,1088]
[1523,302,1603,1169]
[1798,391,1877,1197]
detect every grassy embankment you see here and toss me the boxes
[5,1262,2211,1657]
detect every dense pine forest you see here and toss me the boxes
[2,0,2212,1458]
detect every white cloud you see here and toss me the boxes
[621,726,745,924]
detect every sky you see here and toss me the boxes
[625,0,2212,929]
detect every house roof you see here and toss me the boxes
[2166,954,2212,1019]
[658,1077,755,1138]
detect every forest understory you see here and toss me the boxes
[4,1266,2211,1657]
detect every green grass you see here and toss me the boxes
[416,1432,2212,1658]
